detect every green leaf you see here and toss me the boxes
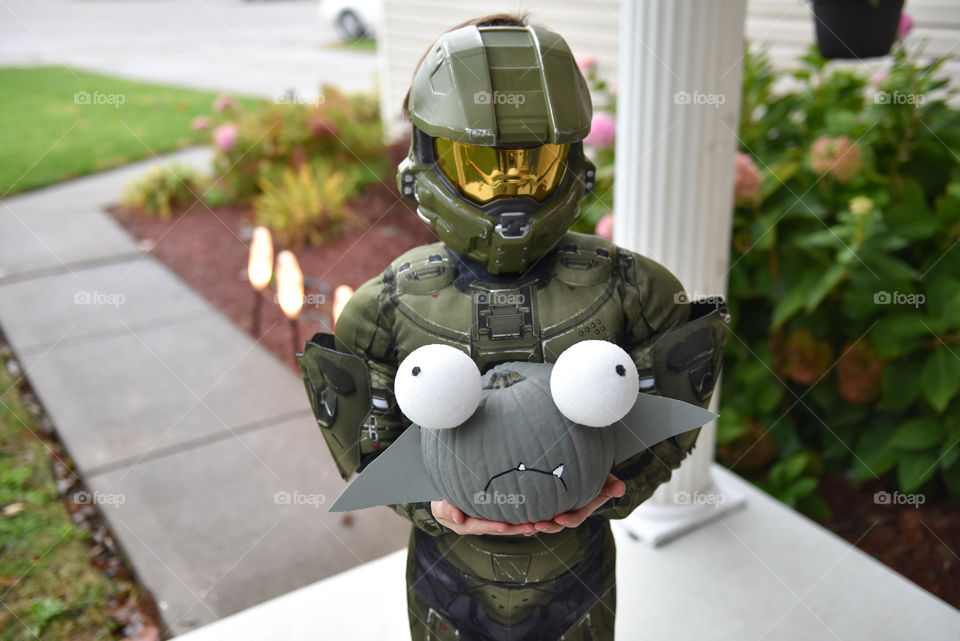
[920,348,960,412]
[889,418,944,450]
[788,476,819,498]
[796,493,832,520]
[883,179,939,240]
[771,282,809,328]
[896,450,939,492]
[870,313,929,358]
[942,462,960,497]
[934,189,960,226]
[860,250,921,282]
[794,229,841,249]
[879,359,922,411]
[717,411,747,444]
[853,428,900,481]
[940,436,960,471]
[771,452,809,487]
[805,264,846,311]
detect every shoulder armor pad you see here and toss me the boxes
[392,244,457,296]
[298,333,372,479]
[551,232,615,287]
[652,298,730,407]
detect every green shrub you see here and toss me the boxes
[722,43,960,504]
[578,42,960,512]
[253,161,357,248]
[211,85,385,205]
[120,162,205,218]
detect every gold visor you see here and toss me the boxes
[434,138,569,204]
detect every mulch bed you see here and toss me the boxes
[107,152,959,611]
[110,147,437,370]
[819,475,958,608]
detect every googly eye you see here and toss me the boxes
[395,344,482,429]
[550,340,639,427]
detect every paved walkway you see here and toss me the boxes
[176,465,960,641]
[0,150,409,634]
[0,0,378,98]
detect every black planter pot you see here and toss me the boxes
[812,0,905,59]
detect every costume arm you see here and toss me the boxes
[322,272,451,536]
[594,249,700,520]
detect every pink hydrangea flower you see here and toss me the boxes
[869,68,889,85]
[810,135,863,183]
[734,152,762,204]
[897,12,914,40]
[213,94,237,112]
[583,112,616,148]
[595,213,614,241]
[577,55,598,75]
[213,123,237,152]
[190,116,212,131]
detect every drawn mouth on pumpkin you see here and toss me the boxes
[483,462,567,492]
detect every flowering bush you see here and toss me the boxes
[572,62,617,235]
[576,42,960,514]
[207,86,384,205]
[722,43,960,513]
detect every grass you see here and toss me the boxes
[324,37,377,53]
[0,352,128,641]
[0,66,258,196]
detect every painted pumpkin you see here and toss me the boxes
[330,341,719,521]
[419,361,616,522]
[397,342,639,524]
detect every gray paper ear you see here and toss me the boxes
[611,393,718,465]
[329,425,442,512]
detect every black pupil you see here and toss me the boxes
[412,366,421,376]
[615,364,626,376]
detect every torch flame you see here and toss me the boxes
[247,227,273,291]
[332,285,354,328]
[275,251,304,319]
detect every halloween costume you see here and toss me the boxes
[298,21,728,641]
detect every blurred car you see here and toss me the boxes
[321,0,381,40]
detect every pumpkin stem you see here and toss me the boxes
[486,370,526,389]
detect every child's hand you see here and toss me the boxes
[431,500,537,536]
[531,474,626,534]
[431,474,625,536]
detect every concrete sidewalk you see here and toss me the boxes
[175,465,960,641]
[0,150,409,634]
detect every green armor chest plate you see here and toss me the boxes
[389,237,625,371]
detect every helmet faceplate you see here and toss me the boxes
[399,24,595,275]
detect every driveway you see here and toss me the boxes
[0,0,378,98]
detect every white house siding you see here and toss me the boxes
[380,0,960,138]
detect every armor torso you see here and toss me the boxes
[388,232,631,371]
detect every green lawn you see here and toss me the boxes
[0,66,257,196]
[0,352,131,640]
[324,37,378,53]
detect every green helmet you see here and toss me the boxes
[398,23,596,275]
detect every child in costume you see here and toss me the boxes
[299,14,728,641]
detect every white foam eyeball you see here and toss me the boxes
[395,344,481,429]
[550,340,639,427]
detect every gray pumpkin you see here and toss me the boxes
[328,344,719,524]
[420,361,615,523]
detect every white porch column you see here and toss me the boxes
[613,0,748,546]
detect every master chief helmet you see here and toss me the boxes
[397,19,596,275]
